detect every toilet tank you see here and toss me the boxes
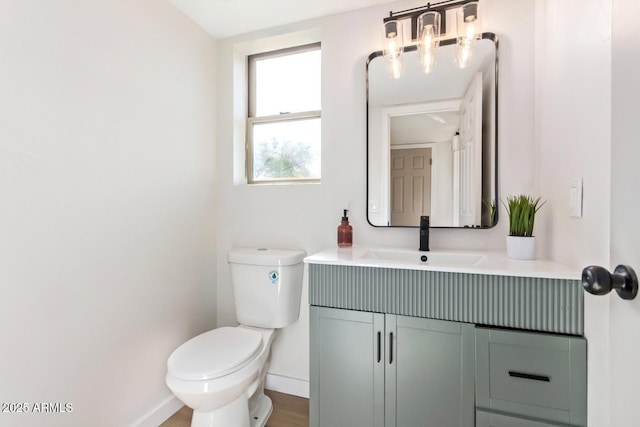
[228,248,306,329]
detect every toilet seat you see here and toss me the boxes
[167,327,263,381]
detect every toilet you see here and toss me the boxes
[165,247,306,427]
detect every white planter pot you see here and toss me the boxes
[506,236,536,260]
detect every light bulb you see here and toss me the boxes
[383,20,403,59]
[465,21,477,42]
[417,11,440,74]
[457,2,481,44]
[456,2,480,68]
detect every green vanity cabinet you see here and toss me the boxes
[307,262,586,427]
[310,306,475,427]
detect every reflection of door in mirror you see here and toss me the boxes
[385,102,458,227]
[456,73,483,227]
[390,148,432,226]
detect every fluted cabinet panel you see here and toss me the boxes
[308,264,583,335]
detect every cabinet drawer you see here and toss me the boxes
[476,328,586,426]
[476,410,570,427]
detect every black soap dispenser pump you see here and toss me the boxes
[337,209,353,247]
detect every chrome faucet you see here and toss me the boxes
[419,216,430,252]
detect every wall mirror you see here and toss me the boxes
[367,33,498,228]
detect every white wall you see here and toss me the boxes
[0,1,217,425]
[534,0,612,424]
[534,0,611,270]
[216,0,538,394]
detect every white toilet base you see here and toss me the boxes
[191,392,250,427]
[248,391,272,427]
[187,378,273,427]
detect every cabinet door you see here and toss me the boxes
[386,315,475,427]
[310,306,385,427]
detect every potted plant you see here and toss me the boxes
[503,195,545,260]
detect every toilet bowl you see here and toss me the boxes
[166,326,275,427]
[165,247,306,427]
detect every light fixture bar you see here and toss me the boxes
[383,0,478,39]
[381,0,481,77]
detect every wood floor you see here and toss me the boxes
[160,390,309,427]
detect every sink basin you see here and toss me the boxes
[360,249,484,267]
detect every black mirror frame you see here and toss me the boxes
[366,32,499,229]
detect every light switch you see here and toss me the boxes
[569,178,583,218]
[369,200,379,213]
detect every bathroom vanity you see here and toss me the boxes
[305,247,587,427]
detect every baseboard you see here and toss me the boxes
[132,394,184,427]
[265,373,310,399]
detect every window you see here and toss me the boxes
[247,43,321,183]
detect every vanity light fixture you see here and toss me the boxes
[382,19,404,79]
[456,1,482,68]
[382,0,481,78]
[417,11,441,73]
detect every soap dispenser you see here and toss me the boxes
[337,209,353,247]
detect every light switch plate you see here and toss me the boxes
[569,178,583,218]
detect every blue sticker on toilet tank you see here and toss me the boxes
[269,271,279,284]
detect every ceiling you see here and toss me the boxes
[391,111,460,145]
[169,0,394,39]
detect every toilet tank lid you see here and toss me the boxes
[228,248,306,266]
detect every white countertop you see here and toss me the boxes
[304,246,581,281]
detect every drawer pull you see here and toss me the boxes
[508,371,551,382]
